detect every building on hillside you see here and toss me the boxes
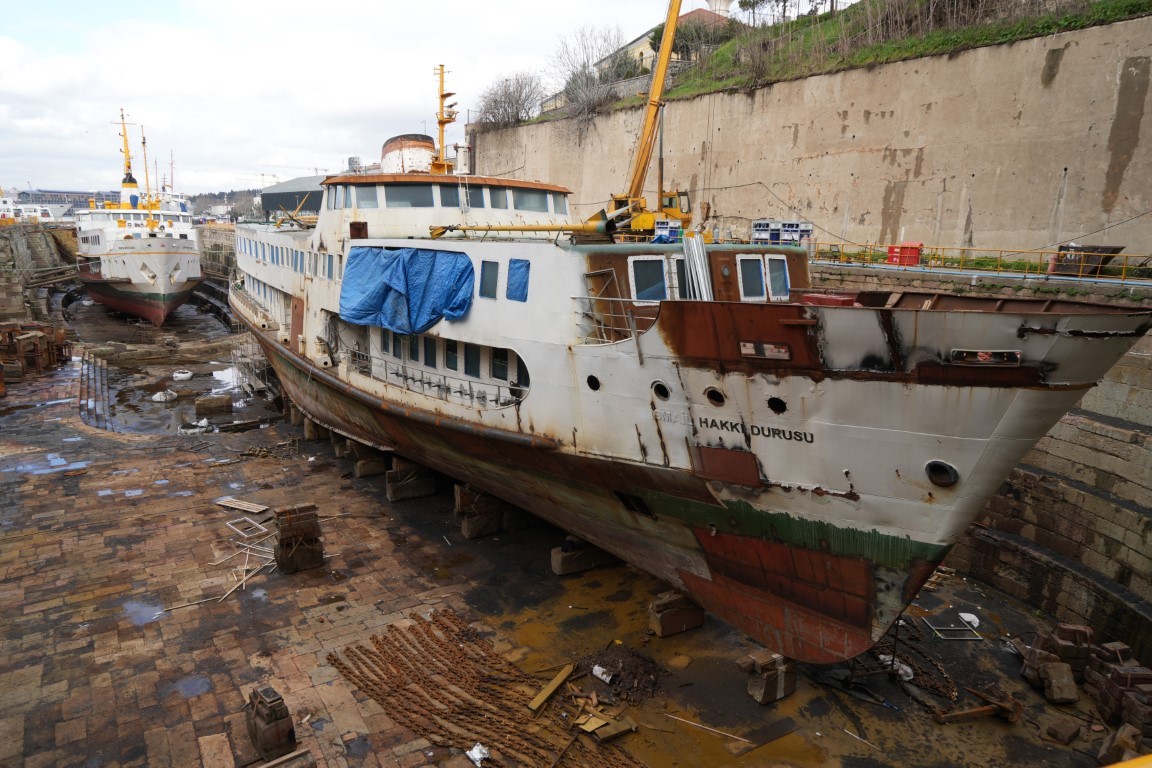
[605,7,733,76]
[541,7,736,114]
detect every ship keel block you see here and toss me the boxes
[648,591,705,637]
[385,458,437,501]
[551,536,619,576]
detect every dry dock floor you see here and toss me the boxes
[0,355,1112,767]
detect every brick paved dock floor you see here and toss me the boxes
[0,358,1106,768]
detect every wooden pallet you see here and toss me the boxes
[216,497,269,514]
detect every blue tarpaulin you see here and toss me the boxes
[506,258,530,302]
[339,246,474,334]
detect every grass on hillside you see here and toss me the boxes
[662,0,1152,100]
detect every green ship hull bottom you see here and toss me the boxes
[82,279,199,326]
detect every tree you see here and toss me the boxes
[738,0,772,25]
[474,73,545,126]
[549,25,627,123]
[649,18,740,61]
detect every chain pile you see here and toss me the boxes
[327,609,645,768]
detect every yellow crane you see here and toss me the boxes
[596,0,693,238]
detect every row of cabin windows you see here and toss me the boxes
[628,254,791,302]
[381,330,528,386]
[78,211,192,223]
[238,236,342,280]
[327,184,568,216]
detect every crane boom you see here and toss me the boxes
[623,0,682,202]
[593,0,693,239]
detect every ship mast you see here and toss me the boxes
[140,127,156,223]
[117,108,139,210]
[431,64,457,175]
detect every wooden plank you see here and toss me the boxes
[528,663,574,712]
[216,497,269,514]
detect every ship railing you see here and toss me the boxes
[230,286,281,331]
[574,295,659,345]
[345,350,524,408]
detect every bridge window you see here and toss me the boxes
[552,192,568,215]
[386,185,434,208]
[489,188,508,209]
[513,188,548,212]
[738,255,791,302]
[630,257,667,302]
[439,185,460,208]
[423,337,437,369]
[466,186,485,209]
[445,339,458,370]
[356,185,379,209]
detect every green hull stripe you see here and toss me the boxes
[646,492,949,569]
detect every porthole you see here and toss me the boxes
[587,375,601,391]
[705,387,726,407]
[925,460,959,488]
[652,381,670,401]
[767,396,787,414]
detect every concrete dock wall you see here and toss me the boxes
[472,17,1152,254]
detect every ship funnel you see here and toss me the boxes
[380,134,435,174]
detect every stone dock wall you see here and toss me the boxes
[810,263,1152,658]
[472,16,1152,255]
[0,224,67,324]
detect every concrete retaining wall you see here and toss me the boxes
[472,17,1152,254]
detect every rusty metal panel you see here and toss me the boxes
[658,301,820,369]
[689,445,763,485]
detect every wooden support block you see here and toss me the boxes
[354,459,389,478]
[303,418,328,441]
[385,465,437,501]
[649,591,705,637]
[461,510,502,540]
[551,537,618,575]
[528,664,574,712]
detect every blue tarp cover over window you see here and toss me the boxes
[506,259,530,302]
[339,246,474,334]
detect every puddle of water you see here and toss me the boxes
[162,675,212,699]
[154,479,169,485]
[124,489,143,497]
[6,457,90,475]
[122,599,163,626]
[168,490,194,497]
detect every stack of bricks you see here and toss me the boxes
[1044,623,1093,683]
[739,649,797,705]
[1083,641,1152,725]
[273,503,324,574]
[1121,683,1152,732]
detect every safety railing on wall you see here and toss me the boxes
[809,241,1152,282]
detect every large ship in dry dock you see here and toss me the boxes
[73,110,202,326]
[228,11,1152,665]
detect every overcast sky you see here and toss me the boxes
[0,1,735,196]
